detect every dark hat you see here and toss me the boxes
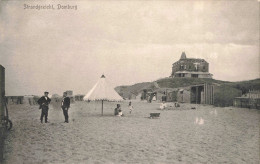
[44,91,49,94]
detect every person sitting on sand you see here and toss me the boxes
[114,104,120,116]
[117,109,124,117]
[160,102,167,110]
[129,101,134,114]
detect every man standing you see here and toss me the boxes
[61,92,70,123]
[37,91,51,123]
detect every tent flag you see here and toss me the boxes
[83,74,123,101]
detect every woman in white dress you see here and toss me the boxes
[160,102,167,110]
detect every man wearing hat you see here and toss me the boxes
[61,92,70,123]
[37,91,51,123]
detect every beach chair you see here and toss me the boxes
[149,113,160,119]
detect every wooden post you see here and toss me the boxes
[166,89,168,102]
[212,85,214,105]
[0,65,5,162]
[101,100,103,116]
[196,87,198,104]
[205,84,208,104]
[208,84,211,104]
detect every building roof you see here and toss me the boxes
[179,58,207,62]
[172,58,208,65]
[173,52,208,65]
[180,52,187,59]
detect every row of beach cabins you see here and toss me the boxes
[233,90,260,109]
[119,83,260,110]
[5,90,84,106]
[5,87,260,110]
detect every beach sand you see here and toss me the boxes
[3,101,260,164]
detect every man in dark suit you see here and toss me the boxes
[61,92,70,123]
[37,91,51,123]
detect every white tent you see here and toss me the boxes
[83,74,123,115]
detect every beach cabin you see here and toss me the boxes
[136,93,142,100]
[155,91,166,102]
[23,95,38,105]
[6,96,24,105]
[129,92,137,100]
[190,83,214,105]
[75,94,84,101]
[50,94,62,110]
[66,90,73,96]
[66,90,75,103]
[141,89,151,100]
[177,88,190,103]
[166,91,178,102]
[233,90,260,109]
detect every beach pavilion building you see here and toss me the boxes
[171,52,213,78]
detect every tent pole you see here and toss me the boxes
[102,100,103,116]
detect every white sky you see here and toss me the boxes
[0,0,259,96]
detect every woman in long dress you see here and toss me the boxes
[129,101,134,114]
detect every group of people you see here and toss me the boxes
[37,91,135,121]
[37,91,70,123]
[160,102,180,110]
[114,102,134,116]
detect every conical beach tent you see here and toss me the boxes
[83,74,123,115]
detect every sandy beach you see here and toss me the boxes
[3,101,259,164]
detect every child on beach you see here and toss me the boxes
[129,101,134,114]
[117,109,124,116]
[160,102,167,110]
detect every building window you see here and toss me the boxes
[180,65,184,70]
[192,74,198,78]
[184,65,187,70]
[194,63,199,71]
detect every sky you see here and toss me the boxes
[0,0,259,96]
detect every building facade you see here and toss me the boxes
[233,90,260,109]
[171,52,213,78]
